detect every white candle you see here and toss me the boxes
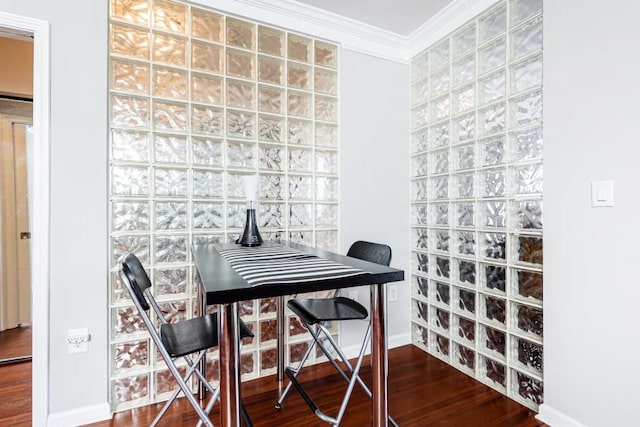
[244,175,258,202]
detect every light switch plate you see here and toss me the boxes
[591,180,614,207]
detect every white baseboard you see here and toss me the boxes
[341,332,411,360]
[537,403,587,427]
[48,402,111,427]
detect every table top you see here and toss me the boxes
[192,241,405,304]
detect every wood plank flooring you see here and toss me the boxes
[0,325,32,427]
[87,345,545,427]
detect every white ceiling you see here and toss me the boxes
[293,0,456,36]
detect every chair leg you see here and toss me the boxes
[275,336,317,409]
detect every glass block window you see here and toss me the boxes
[410,0,543,410]
[108,0,340,411]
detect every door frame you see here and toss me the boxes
[0,11,50,427]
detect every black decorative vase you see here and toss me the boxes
[238,203,263,247]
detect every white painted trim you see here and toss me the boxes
[537,403,588,427]
[47,402,112,427]
[341,332,412,360]
[0,11,50,427]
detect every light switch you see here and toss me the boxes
[591,181,614,207]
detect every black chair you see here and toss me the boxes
[120,253,254,427]
[275,241,398,426]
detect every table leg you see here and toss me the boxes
[198,285,207,400]
[218,302,241,427]
[276,295,285,383]
[370,283,389,427]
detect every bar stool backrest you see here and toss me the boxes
[346,240,392,267]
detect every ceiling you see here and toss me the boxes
[293,0,456,36]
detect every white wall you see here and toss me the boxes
[541,1,640,426]
[339,49,411,350]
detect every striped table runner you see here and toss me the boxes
[216,243,366,287]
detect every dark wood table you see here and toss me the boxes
[192,241,404,427]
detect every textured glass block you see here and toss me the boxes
[291,203,313,227]
[256,86,283,115]
[431,68,450,97]
[435,282,450,305]
[315,97,337,122]
[155,202,187,230]
[153,101,187,131]
[510,0,542,25]
[227,17,254,50]
[431,96,450,122]
[479,71,505,105]
[511,16,543,60]
[411,51,429,81]
[510,90,543,128]
[227,202,245,228]
[152,0,186,33]
[412,153,428,177]
[193,170,223,199]
[113,339,149,371]
[483,232,506,259]
[484,358,506,388]
[455,174,474,199]
[259,144,284,170]
[413,299,429,322]
[316,124,338,148]
[482,324,506,357]
[112,166,149,196]
[316,177,338,201]
[411,78,428,105]
[227,111,254,139]
[453,24,476,58]
[433,202,448,226]
[153,67,187,99]
[152,32,186,66]
[456,202,474,227]
[316,230,338,252]
[191,41,222,73]
[432,333,450,359]
[456,259,476,285]
[316,150,337,174]
[515,235,543,265]
[454,144,474,171]
[479,103,506,136]
[511,55,543,93]
[433,149,449,174]
[456,287,476,315]
[154,235,187,263]
[514,163,543,194]
[453,54,475,85]
[288,63,311,90]
[227,49,255,79]
[315,68,338,96]
[111,130,149,162]
[315,41,338,68]
[112,306,145,338]
[514,269,543,302]
[412,104,429,129]
[112,201,149,232]
[453,113,475,142]
[513,370,543,405]
[155,366,189,397]
[457,316,475,343]
[413,252,428,274]
[430,122,450,148]
[479,4,506,43]
[261,175,284,200]
[515,200,543,229]
[191,105,222,135]
[514,336,543,375]
[482,169,506,197]
[412,204,428,225]
[154,168,187,197]
[289,175,312,200]
[111,94,149,128]
[227,140,255,169]
[411,129,428,154]
[479,136,506,166]
[192,234,223,246]
[433,177,448,200]
[111,59,150,95]
[112,235,150,266]
[193,202,223,229]
[413,228,428,250]
[286,120,311,146]
[155,267,187,295]
[192,137,223,166]
[288,148,312,172]
[435,308,450,332]
[288,92,312,118]
[226,79,255,109]
[479,37,505,74]
[453,84,474,113]
[456,343,475,371]
[258,56,284,85]
[482,264,506,293]
[456,231,475,256]
[190,73,222,105]
[191,8,223,41]
[259,203,283,228]
[512,127,543,162]
[430,39,450,70]
[113,373,149,404]
[414,276,428,298]
[289,316,308,338]
[484,295,506,326]
[258,26,284,56]
[110,23,150,59]
[227,174,249,199]
[111,0,148,25]
[288,34,311,63]
[432,229,448,252]
[435,256,450,279]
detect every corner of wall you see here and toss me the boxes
[537,404,588,427]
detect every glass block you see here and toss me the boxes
[153,0,186,33]
[456,259,476,286]
[453,24,476,58]
[411,129,428,154]
[291,203,314,227]
[513,163,543,194]
[289,148,312,172]
[112,166,149,196]
[413,276,429,299]
[258,26,284,56]
[259,347,277,373]
[456,202,474,227]
[453,113,475,143]
[113,373,149,405]
[259,203,283,228]
[316,150,337,174]
[241,352,256,377]
[111,94,149,128]
[192,137,223,166]
[412,204,428,226]
[227,110,254,139]
[227,202,245,228]
[152,32,187,66]
[288,91,312,118]
[432,202,448,226]
[112,201,149,232]
[433,229,449,252]
[192,234,223,246]
[456,231,475,256]
[316,177,337,201]
[191,41,223,73]
[316,97,337,122]
[413,228,428,250]
[510,90,543,128]
[412,104,429,129]
[289,315,308,338]
[514,336,543,375]
[481,169,506,197]
[433,177,449,200]
[193,170,223,198]
[191,7,223,42]
[227,140,255,169]
[433,333,450,358]
[456,286,476,315]
[413,252,428,274]
[112,306,145,339]
[315,68,337,96]
[430,122,450,148]
[514,268,543,302]
[154,267,187,295]
[153,101,187,132]
[456,315,475,344]
[226,79,255,109]
[481,357,506,390]
[155,202,187,230]
[259,144,284,170]
[193,202,224,229]
[316,230,338,252]
[288,63,311,90]
[453,54,475,85]
[478,37,505,75]
[413,299,429,323]
[153,66,187,99]
[315,41,338,68]
[434,307,450,332]
[514,235,543,265]
[113,339,149,371]
[482,263,506,294]
[154,168,187,197]
[258,85,284,114]
[512,370,543,405]
[430,39,450,71]
[454,144,474,171]
[433,149,449,174]
[511,16,543,60]
[111,235,150,266]
[514,200,543,230]
[453,84,474,113]
[316,124,338,148]
[430,67,450,97]
[227,173,250,199]
[510,0,542,26]
[479,102,506,136]
[111,130,149,162]
[411,78,429,104]
[511,127,543,162]
[481,324,506,358]
[412,153,428,177]
[434,255,450,279]
[288,119,312,145]
[258,56,284,85]
[411,51,429,81]
[227,48,255,79]
[154,235,188,263]
[111,59,149,95]
[478,70,505,105]
[479,4,506,43]
[191,105,222,135]
[155,367,188,397]
[190,73,222,105]
[454,173,474,199]
[110,23,150,59]
[483,232,506,259]
[110,0,148,25]
[288,34,311,63]
[435,281,450,305]
[288,175,312,200]
[511,55,543,94]
[227,17,255,50]
[482,294,506,326]
[261,175,284,200]
[455,343,475,373]
[479,136,506,166]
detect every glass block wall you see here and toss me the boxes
[108,0,340,411]
[410,0,543,410]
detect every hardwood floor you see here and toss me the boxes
[0,325,32,427]
[87,345,545,427]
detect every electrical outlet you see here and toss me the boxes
[67,328,90,353]
[388,285,398,302]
